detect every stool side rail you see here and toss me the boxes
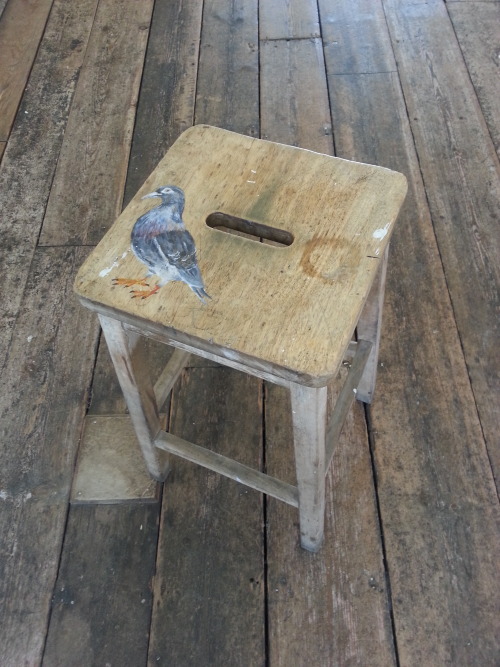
[154,430,300,507]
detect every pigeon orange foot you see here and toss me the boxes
[130,284,160,299]
[112,277,150,288]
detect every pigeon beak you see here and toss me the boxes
[141,192,160,200]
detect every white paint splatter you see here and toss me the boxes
[373,222,390,240]
[99,259,120,277]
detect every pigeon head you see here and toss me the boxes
[142,185,185,210]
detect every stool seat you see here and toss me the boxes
[75,125,406,387]
[75,125,407,551]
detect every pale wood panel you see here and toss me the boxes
[43,504,159,666]
[0,248,99,665]
[0,0,99,366]
[74,125,406,384]
[261,21,396,663]
[71,415,159,503]
[382,0,500,492]
[0,0,54,141]
[39,0,154,246]
[318,0,397,74]
[328,68,500,666]
[124,0,203,203]
[148,368,266,665]
[195,0,259,137]
[448,1,500,158]
[259,0,320,40]
[260,38,333,150]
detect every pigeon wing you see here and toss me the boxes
[153,229,206,289]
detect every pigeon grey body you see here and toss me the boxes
[131,185,210,303]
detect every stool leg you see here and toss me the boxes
[356,244,389,404]
[290,384,327,552]
[98,315,170,481]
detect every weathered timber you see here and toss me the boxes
[39,0,154,246]
[154,348,191,411]
[0,0,99,365]
[124,0,204,204]
[318,0,396,75]
[448,1,500,159]
[0,0,54,141]
[357,248,388,403]
[148,368,266,665]
[43,504,159,666]
[325,339,373,471]
[259,0,320,40]
[382,0,500,491]
[329,66,500,665]
[0,247,99,666]
[195,0,259,136]
[260,38,333,150]
[155,430,299,507]
[289,384,327,551]
[98,316,169,482]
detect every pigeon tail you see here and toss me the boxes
[191,285,211,304]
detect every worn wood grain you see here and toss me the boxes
[43,504,159,666]
[124,0,203,204]
[99,316,169,481]
[0,0,54,141]
[75,125,406,386]
[0,247,99,665]
[148,368,265,665]
[39,0,154,246]
[260,38,333,149]
[261,24,396,664]
[289,384,327,551]
[357,248,388,403]
[382,0,500,491]
[328,68,500,665]
[448,1,500,159]
[319,0,396,74]
[195,0,259,137]
[0,0,99,366]
[259,0,319,40]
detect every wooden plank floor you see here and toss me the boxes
[0,0,498,664]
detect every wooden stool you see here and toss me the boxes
[74,125,407,551]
